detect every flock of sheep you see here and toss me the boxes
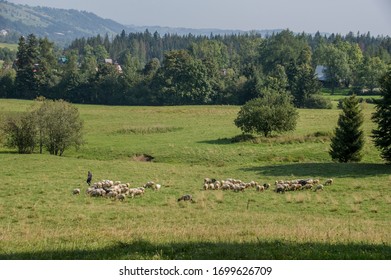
[72,179,161,201]
[203,178,271,192]
[72,173,333,202]
[274,178,333,193]
[202,177,333,194]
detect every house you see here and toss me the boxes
[104,58,113,64]
[104,58,122,73]
[315,65,327,82]
[0,29,8,36]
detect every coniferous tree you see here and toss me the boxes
[36,38,59,94]
[329,95,364,162]
[15,34,40,99]
[15,36,31,98]
[372,68,391,163]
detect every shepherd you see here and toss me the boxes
[87,171,92,186]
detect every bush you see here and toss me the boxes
[1,113,37,154]
[33,99,84,156]
[1,99,84,156]
[234,90,298,137]
[304,95,332,109]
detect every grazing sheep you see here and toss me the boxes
[233,185,245,192]
[255,185,265,192]
[204,178,213,184]
[303,184,313,190]
[177,194,193,202]
[116,194,126,201]
[314,184,324,192]
[144,181,155,189]
[325,179,333,186]
[275,184,285,194]
[130,189,144,198]
[106,191,117,199]
[72,188,81,195]
[263,183,271,190]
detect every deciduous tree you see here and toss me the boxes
[234,90,298,137]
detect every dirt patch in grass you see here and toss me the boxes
[131,154,155,162]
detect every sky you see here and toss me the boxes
[6,0,391,36]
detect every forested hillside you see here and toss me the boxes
[0,1,281,46]
[0,0,129,45]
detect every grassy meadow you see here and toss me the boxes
[0,98,390,260]
[0,43,18,51]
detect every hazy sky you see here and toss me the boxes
[6,0,391,35]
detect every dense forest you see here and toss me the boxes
[0,29,390,106]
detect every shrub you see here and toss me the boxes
[234,90,298,137]
[1,113,37,154]
[33,99,84,156]
[304,95,332,109]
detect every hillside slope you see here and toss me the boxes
[0,1,129,45]
[1,1,283,46]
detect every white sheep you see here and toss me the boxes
[130,189,144,198]
[106,191,117,199]
[233,185,245,192]
[204,178,212,184]
[324,179,333,186]
[314,184,324,192]
[72,188,81,195]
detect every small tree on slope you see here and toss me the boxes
[329,95,364,162]
[234,90,298,137]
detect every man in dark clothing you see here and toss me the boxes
[87,171,92,186]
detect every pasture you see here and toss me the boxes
[0,98,390,260]
[0,43,18,51]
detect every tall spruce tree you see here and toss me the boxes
[372,68,391,163]
[329,95,364,162]
[15,34,39,99]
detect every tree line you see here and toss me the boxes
[0,30,390,106]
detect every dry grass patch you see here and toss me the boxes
[115,125,183,135]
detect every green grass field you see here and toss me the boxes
[0,43,18,68]
[0,99,390,260]
[0,43,18,51]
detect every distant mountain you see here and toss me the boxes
[0,0,132,45]
[0,0,282,46]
